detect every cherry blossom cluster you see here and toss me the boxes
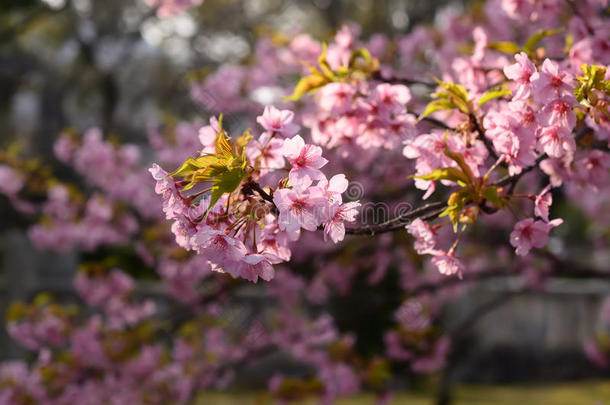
[150,107,360,283]
[305,27,416,152]
[74,267,156,329]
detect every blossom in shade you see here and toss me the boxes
[584,340,608,368]
[191,229,247,276]
[247,132,285,172]
[430,252,464,277]
[534,185,552,222]
[237,254,275,283]
[406,218,436,254]
[509,218,563,256]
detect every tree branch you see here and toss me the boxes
[469,113,499,161]
[345,201,447,235]
[372,72,436,88]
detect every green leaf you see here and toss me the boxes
[317,43,336,79]
[437,82,470,114]
[523,29,562,54]
[215,132,234,159]
[443,147,474,184]
[208,168,246,211]
[285,73,330,101]
[482,186,504,209]
[170,156,212,177]
[574,64,609,107]
[478,88,512,106]
[411,167,470,184]
[440,189,473,232]
[439,201,464,232]
[285,45,378,102]
[488,41,520,54]
[235,129,253,154]
[6,302,29,322]
[349,48,371,66]
[417,99,455,120]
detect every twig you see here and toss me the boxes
[345,202,447,235]
[421,117,455,131]
[372,72,436,88]
[243,180,279,214]
[469,113,499,161]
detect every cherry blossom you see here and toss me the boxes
[282,135,329,188]
[510,218,563,256]
[530,59,575,104]
[256,105,300,137]
[503,52,536,100]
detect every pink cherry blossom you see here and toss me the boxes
[503,52,536,100]
[430,251,464,277]
[247,132,286,174]
[198,117,221,154]
[256,106,300,137]
[237,254,275,283]
[273,188,324,232]
[145,0,203,17]
[318,83,356,113]
[323,201,361,243]
[282,135,329,188]
[537,124,576,158]
[191,229,248,276]
[530,59,574,104]
[584,340,609,368]
[315,174,349,204]
[534,185,552,222]
[406,218,437,254]
[510,218,563,256]
[374,83,412,114]
[538,96,577,130]
[0,165,24,197]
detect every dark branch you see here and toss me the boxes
[421,117,455,131]
[345,202,447,235]
[244,180,279,214]
[372,72,436,88]
[469,113,499,161]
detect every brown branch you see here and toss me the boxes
[372,72,436,88]
[493,154,546,189]
[469,113,499,161]
[243,180,279,214]
[248,122,607,237]
[345,202,447,235]
[421,117,455,131]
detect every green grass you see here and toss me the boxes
[196,381,610,404]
